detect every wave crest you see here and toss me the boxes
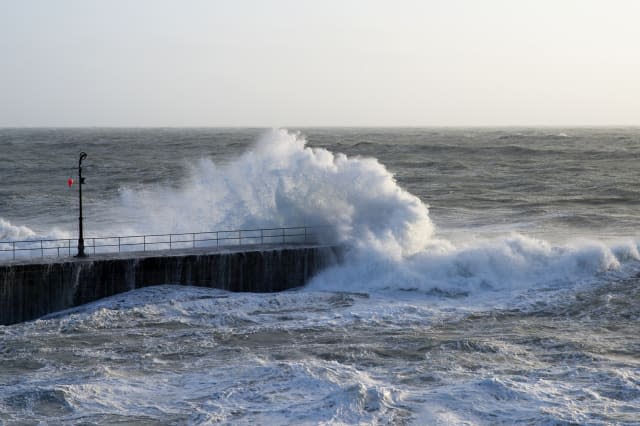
[119,129,434,258]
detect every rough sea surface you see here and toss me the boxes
[1,128,639,424]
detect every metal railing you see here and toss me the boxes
[0,226,322,261]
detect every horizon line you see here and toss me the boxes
[1,124,639,129]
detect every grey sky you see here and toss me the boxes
[1,0,639,127]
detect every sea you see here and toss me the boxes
[0,127,639,425]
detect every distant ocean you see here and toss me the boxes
[1,127,639,424]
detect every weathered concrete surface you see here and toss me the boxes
[0,244,342,326]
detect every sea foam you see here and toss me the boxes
[0,218,36,241]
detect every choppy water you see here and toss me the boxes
[1,128,639,424]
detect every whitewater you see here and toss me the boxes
[1,127,639,424]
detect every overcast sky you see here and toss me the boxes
[1,0,639,127]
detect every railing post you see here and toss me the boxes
[68,239,71,256]
[40,240,44,257]
[143,235,146,251]
[93,238,96,254]
[261,229,264,244]
[282,227,285,243]
[239,230,242,245]
[118,237,121,253]
[13,242,15,260]
[169,234,172,250]
[304,227,307,242]
[216,231,219,246]
[192,233,195,248]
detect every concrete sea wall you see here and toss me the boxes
[0,245,341,326]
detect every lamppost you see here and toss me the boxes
[76,152,87,257]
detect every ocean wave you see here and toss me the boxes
[117,129,434,258]
[307,234,640,295]
[0,218,36,241]
[5,130,640,298]
[497,132,572,140]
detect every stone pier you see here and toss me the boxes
[0,244,342,326]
